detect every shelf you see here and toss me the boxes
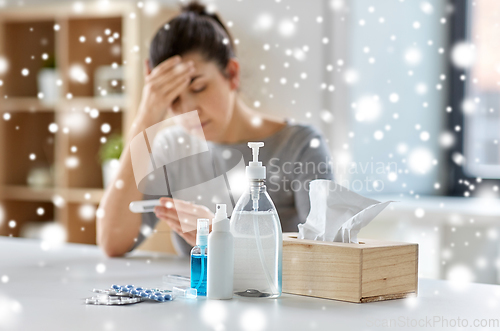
[0,186,101,244]
[59,97,126,111]
[0,97,126,112]
[0,20,56,98]
[0,111,55,186]
[65,110,122,188]
[67,16,123,98]
[0,2,132,20]
[0,200,54,237]
[0,98,54,112]
[0,185,103,203]
[0,3,146,245]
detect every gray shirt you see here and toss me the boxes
[132,122,333,255]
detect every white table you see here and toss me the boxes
[1,237,499,331]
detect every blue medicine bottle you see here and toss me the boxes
[190,218,209,296]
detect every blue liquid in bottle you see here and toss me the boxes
[190,218,209,296]
[190,249,207,296]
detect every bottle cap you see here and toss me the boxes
[215,203,226,217]
[246,142,266,180]
[212,204,229,232]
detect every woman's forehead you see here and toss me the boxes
[181,51,228,79]
[182,52,218,70]
[181,51,207,64]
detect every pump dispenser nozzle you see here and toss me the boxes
[246,142,266,180]
[196,219,209,246]
[212,204,229,232]
[248,142,263,164]
[215,204,227,218]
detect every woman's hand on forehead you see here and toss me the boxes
[136,55,195,127]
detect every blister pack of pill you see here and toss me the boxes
[85,285,173,305]
[86,295,143,305]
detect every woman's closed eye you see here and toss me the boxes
[192,86,206,93]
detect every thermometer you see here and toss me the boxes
[129,200,162,213]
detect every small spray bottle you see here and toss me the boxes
[207,204,234,299]
[190,218,209,296]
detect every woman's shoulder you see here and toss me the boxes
[273,122,325,143]
[261,121,330,159]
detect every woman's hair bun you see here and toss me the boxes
[149,0,236,72]
[181,1,209,16]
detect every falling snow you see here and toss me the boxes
[0,0,497,301]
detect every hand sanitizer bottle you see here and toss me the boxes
[230,142,282,298]
[191,218,209,296]
[207,204,234,299]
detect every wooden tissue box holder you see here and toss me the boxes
[282,232,418,303]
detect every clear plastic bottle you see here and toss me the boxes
[230,142,282,298]
[190,219,208,296]
[207,204,234,300]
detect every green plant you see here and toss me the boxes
[99,134,123,163]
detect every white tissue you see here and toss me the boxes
[297,179,394,243]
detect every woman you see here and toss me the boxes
[97,1,333,257]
